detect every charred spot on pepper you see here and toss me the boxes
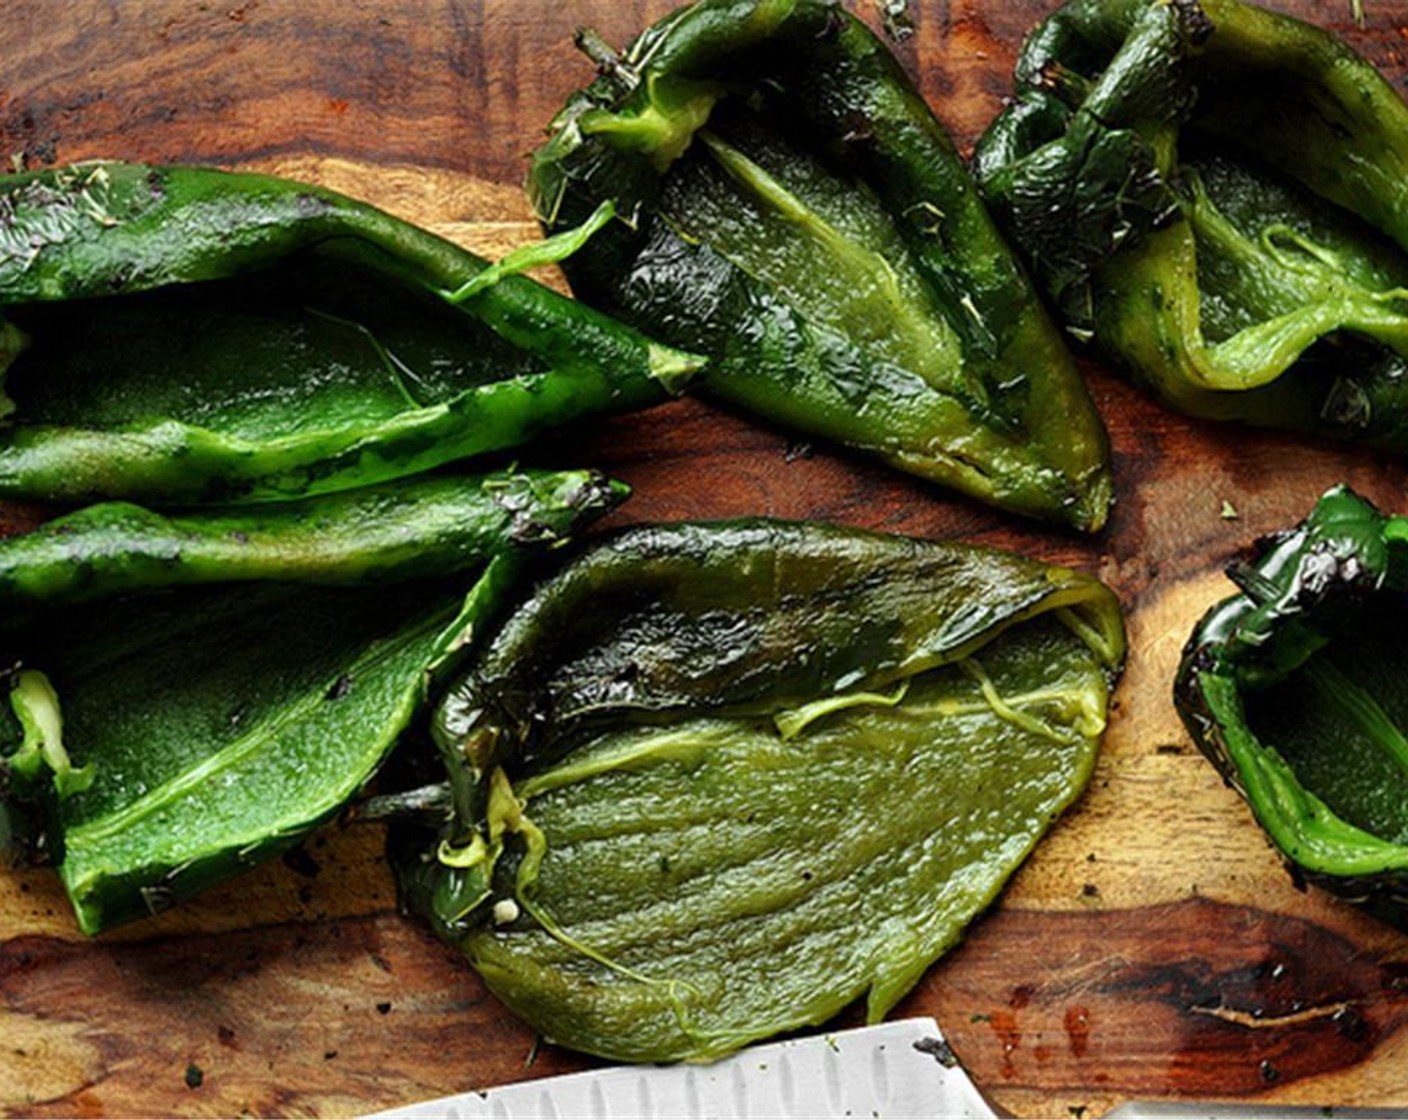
[325,675,354,701]
[1321,377,1375,430]
[1171,0,1215,47]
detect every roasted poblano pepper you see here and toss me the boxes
[394,521,1125,1061]
[1177,486,1408,923]
[977,0,1408,445]
[0,162,699,505]
[527,0,1113,531]
[0,468,625,933]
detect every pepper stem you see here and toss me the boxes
[439,200,617,306]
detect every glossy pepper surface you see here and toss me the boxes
[1176,486,1408,924]
[395,520,1125,1061]
[0,468,626,934]
[976,0,1408,447]
[528,0,1112,531]
[0,163,699,505]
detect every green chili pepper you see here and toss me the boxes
[527,0,1113,531]
[1176,486,1408,925]
[976,0,1408,447]
[0,467,625,933]
[393,520,1124,1061]
[0,469,624,618]
[0,162,699,505]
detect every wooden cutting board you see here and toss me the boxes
[3,1,1408,1116]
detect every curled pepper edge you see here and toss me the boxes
[1176,485,1408,889]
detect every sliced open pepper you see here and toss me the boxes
[1176,486,1408,924]
[394,520,1125,1061]
[0,468,626,933]
[976,0,1408,447]
[0,163,699,505]
[528,0,1112,530]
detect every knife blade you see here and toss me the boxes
[365,1018,994,1119]
[365,1018,1397,1120]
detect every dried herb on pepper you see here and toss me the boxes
[1176,485,1408,924]
[0,468,625,933]
[0,163,699,505]
[977,0,1408,447]
[528,0,1112,530]
[394,520,1124,1061]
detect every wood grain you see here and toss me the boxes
[4,0,1408,1116]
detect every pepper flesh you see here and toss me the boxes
[1176,485,1408,923]
[0,468,626,933]
[528,0,1112,531]
[976,0,1408,447]
[396,520,1125,1061]
[0,470,623,618]
[0,163,699,504]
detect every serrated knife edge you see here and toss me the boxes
[364,1017,994,1120]
[363,1018,1395,1120]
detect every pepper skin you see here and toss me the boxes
[977,0,1408,449]
[395,519,1125,1061]
[1176,485,1408,925]
[0,468,627,934]
[0,163,699,504]
[528,0,1113,531]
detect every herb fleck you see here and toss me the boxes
[912,1036,957,1067]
